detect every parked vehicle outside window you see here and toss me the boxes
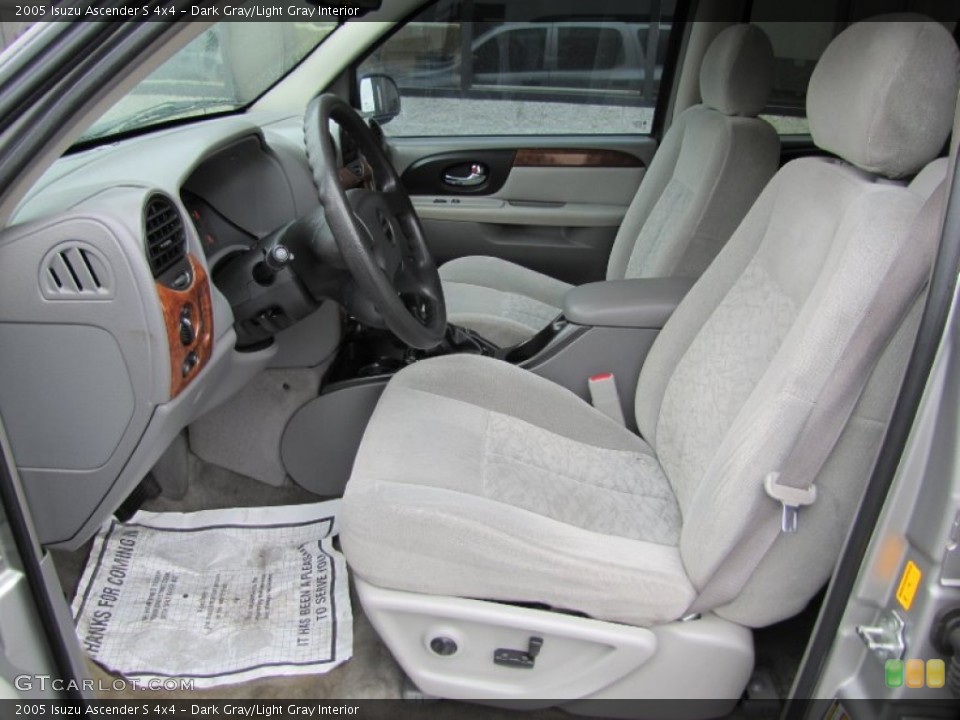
[359,0,677,137]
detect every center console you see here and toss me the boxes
[281,277,694,496]
[325,322,502,384]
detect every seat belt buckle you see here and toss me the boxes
[588,372,626,426]
[764,472,817,534]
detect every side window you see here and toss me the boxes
[471,34,500,76]
[473,26,549,83]
[751,20,836,135]
[656,25,672,67]
[359,0,677,137]
[555,27,626,73]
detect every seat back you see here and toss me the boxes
[633,19,959,627]
[605,24,780,282]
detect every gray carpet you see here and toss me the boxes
[50,455,406,702]
[189,367,326,487]
[145,451,323,513]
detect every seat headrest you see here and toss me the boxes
[807,17,960,179]
[699,24,775,117]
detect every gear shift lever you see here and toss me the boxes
[442,324,500,356]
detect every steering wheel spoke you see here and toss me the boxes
[381,188,411,215]
[398,282,443,329]
[303,94,446,349]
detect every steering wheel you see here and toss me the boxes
[303,94,446,349]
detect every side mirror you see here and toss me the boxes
[358,74,401,125]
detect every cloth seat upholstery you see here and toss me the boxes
[342,19,959,628]
[440,24,781,346]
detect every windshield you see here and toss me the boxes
[79,22,336,143]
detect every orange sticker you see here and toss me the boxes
[905,659,925,688]
[895,560,921,611]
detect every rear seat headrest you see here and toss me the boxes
[699,24,775,117]
[807,16,960,179]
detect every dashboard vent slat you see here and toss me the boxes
[40,243,113,300]
[58,248,84,291]
[144,195,187,279]
[80,249,102,288]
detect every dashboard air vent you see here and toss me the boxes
[144,195,187,278]
[40,243,114,300]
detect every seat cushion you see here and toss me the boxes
[439,256,571,346]
[341,354,697,627]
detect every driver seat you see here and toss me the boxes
[341,19,959,708]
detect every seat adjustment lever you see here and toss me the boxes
[493,636,543,669]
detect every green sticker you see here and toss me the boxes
[885,659,904,688]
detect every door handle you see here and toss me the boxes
[443,163,488,187]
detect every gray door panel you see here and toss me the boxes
[493,166,644,206]
[390,135,657,284]
[389,135,657,175]
[420,217,618,286]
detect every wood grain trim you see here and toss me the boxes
[513,148,644,168]
[155,254,214,400]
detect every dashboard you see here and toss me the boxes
[181,133,315,268]
[0,112,336,548]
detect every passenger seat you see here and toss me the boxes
[440,24,782,346]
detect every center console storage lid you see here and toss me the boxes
[562,277,695,329]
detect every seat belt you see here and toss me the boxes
[588,372,627,425]
[688,181,949,615]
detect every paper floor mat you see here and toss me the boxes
[71,501,351,688]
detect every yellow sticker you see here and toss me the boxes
[927,659,946,689]
[895,560,922,611]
